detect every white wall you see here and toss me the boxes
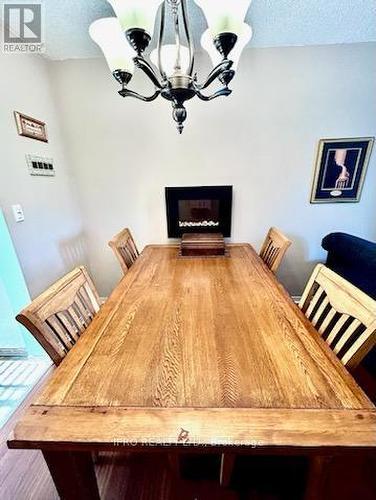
[0,48,88,298]
[48,42,376,296]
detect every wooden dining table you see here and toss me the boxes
[8,244,376,499]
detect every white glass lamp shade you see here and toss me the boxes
[89,18,134,74]
[194,0,252,37]
[107,0,162,37]
[150,44,190,77]
[201,23,252,69]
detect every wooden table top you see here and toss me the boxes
[9,244,376,451]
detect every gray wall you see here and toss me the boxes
[0,49,88,298]
[48,43,376,297]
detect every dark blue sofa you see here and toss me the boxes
[322,232,376,372]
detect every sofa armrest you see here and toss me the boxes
[322,233,376,272]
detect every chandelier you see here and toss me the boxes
[90,1,252,133]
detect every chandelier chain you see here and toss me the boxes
[167,0,181,16]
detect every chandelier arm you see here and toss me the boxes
[133,56,164,89]
[118,89,161,102]
[157,1,167,79]
[181,0,194,76]
[198,60,234,90]
[195,87,232,102]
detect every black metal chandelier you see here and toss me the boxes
[90,0,252,133]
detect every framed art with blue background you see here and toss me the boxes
[310,137,374,203]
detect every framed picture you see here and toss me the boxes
[14,111,48,142]
[310,137,374,203]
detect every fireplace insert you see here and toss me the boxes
[165,186,232,238]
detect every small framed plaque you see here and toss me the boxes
[14,111,48,142]
[310,137,374,203]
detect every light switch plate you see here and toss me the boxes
[26,154,55,176]
[12,204,25,222]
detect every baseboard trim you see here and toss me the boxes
[0,348,28,358]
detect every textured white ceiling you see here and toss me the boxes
[31,0,376,60]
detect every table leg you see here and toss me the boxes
[304,455,332,500]
[168,452,180,476]
[43,450,100,500]
[220,452,236,487]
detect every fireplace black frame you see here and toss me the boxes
[165,186,233,238]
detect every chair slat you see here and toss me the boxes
[299,264,376,370]
[326,314,350,347]
[74,294,93,324]
[46,315,74,349]
[16,267,100,366]
[311,296,329,327]
[43,322,68,360]
[333,319,362,355]
[318,307,337,335]
[67,305,87,333]
[305,286,324,319]
[82,282,100,314]
[56,311,80,342]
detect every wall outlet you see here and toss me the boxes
[12,204,25,222]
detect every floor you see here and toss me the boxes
[0,357,51,428]
[0,367,376,499]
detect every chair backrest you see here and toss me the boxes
[108,227,139,274]
[299,264,376,370]
[16,266,100,366]
[259,227,292,273]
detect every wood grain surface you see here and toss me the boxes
[9,245,376,451]
[9,407,376,450]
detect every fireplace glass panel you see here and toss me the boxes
[178,199,220,229]
[165,186,232,237]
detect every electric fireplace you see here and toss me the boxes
[165,186,233,238]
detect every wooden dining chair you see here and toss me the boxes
[108,227,140,274]
[299,264,376,370]
[16,266,101,366]
[259,227,292,273]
